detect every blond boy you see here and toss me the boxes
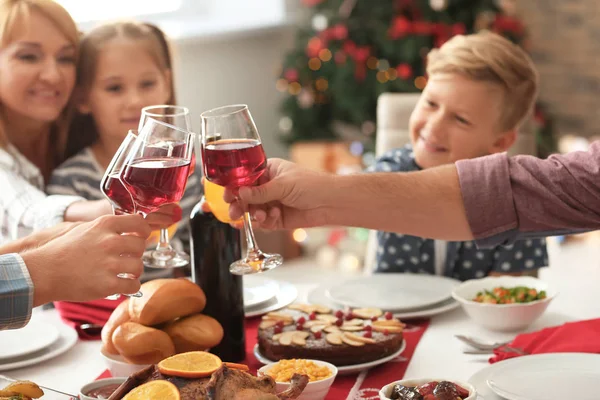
[370,32,548,280]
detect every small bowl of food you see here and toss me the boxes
[379,378,476,400]
[451,276,557,331]
[79,377,127,400]
[100,347,151,378]
[258,359,338,400]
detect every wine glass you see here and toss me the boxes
[119,118,194,269]
[138,105,193,268]
[100,130,142,299]
[200,104,283,275]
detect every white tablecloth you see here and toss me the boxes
[3,257,599,399]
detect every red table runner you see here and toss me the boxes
[96,317,430,399]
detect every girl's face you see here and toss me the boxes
[0,10,76,124]
[78,37,171,142]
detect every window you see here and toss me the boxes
[57,0,290,40]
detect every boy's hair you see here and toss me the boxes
[66,21,176,158]
[426,31,538,132]
[0,0,79,165]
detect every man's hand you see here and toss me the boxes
[224,158,335,230]
[22,214,151,306]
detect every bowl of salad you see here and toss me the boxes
[451,276,557,332]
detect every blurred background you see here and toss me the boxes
[58,0,600,270]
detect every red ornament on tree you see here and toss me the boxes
[354,64,367,82]
[412,21,432,35]
[353,46,371,63]
[306,37,324,58]
[284,68,299,82]
[302,0,324,6]
[388,16,411,39]
[332,24,349,40]
[396,63,413,80]
[451,23,467,36]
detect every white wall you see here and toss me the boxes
[171,27,295,159]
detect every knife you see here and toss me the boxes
[0,374,78,398]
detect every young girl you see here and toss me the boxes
[46,21,202,261]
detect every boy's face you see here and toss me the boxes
[409,73,515,169]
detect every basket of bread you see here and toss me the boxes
[101,279,224,375]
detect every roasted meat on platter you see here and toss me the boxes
[108,364,309,400]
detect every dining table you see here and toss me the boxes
[3,254,599,400]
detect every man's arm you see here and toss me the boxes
[329,164,473,240]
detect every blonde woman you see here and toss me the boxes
[0,0,176,243]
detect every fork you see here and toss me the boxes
[462,346,528,355]
[455,334,511,351]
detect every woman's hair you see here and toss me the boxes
[0,0,79,164]
[66,21,176,159]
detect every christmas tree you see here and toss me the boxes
[277,0,554,155]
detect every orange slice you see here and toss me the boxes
[122,380,179,400]
[223,362,250,371]
[157,351,223,378]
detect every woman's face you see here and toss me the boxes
[0,9,76,124]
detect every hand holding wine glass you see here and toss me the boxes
[119,118,194,269]
[201,104,283,275]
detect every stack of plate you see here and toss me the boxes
[307,273,461,319]
[0,319,78,371]
[469,353,600,400]
[243,275,297,318]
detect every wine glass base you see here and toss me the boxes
[143,249,190,268]
[230,252,284,275]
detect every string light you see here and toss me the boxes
[387,68,398,80]
[293,229,308,243]
[318,48,332,62]
[275,79,288,92]
[315,77,329,91]
[308,58,322,71]
[377,59,390,71]
[288,82,302,95]
[376,70,389,83]
[366,56,379,70]
[415,76,427,90]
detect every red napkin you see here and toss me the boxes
[490,318,600,363]
[54,298,124,340]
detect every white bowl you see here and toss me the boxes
[100,347,151,378]
[451,276,557,332]
[379,378,477,400]
[79,377,126,400]
[258,359,338,400]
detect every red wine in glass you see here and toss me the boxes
[203,139,266,187]
[146,141,196,177]
[121,157,191,215]
[102,173,135,214]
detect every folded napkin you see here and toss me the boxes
[490,318,600,363]
[54,298,124,340]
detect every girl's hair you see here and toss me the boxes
[0,0,79,165]
[65,21,175,159]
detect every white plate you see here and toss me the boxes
[308,285,460,320]
[0,320,60,360]
[325,274,460,312]
[245,281,298,318]
[0,322,78,371]
[469,353,600,400]
[487,353,600,400]
[254,340,406,375]
[243,275,279,309]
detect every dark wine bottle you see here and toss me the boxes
[189,198,246,362]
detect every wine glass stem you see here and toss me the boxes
[157,228,172,251]
[242,211,260,256]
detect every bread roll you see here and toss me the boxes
[163,314,224,353]
[101,298,131,355]
[129,279,206,326]
[112,322,175,365]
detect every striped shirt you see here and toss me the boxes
[47,147,203,247]
[0,253,33,330]
[0,145,85,244]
